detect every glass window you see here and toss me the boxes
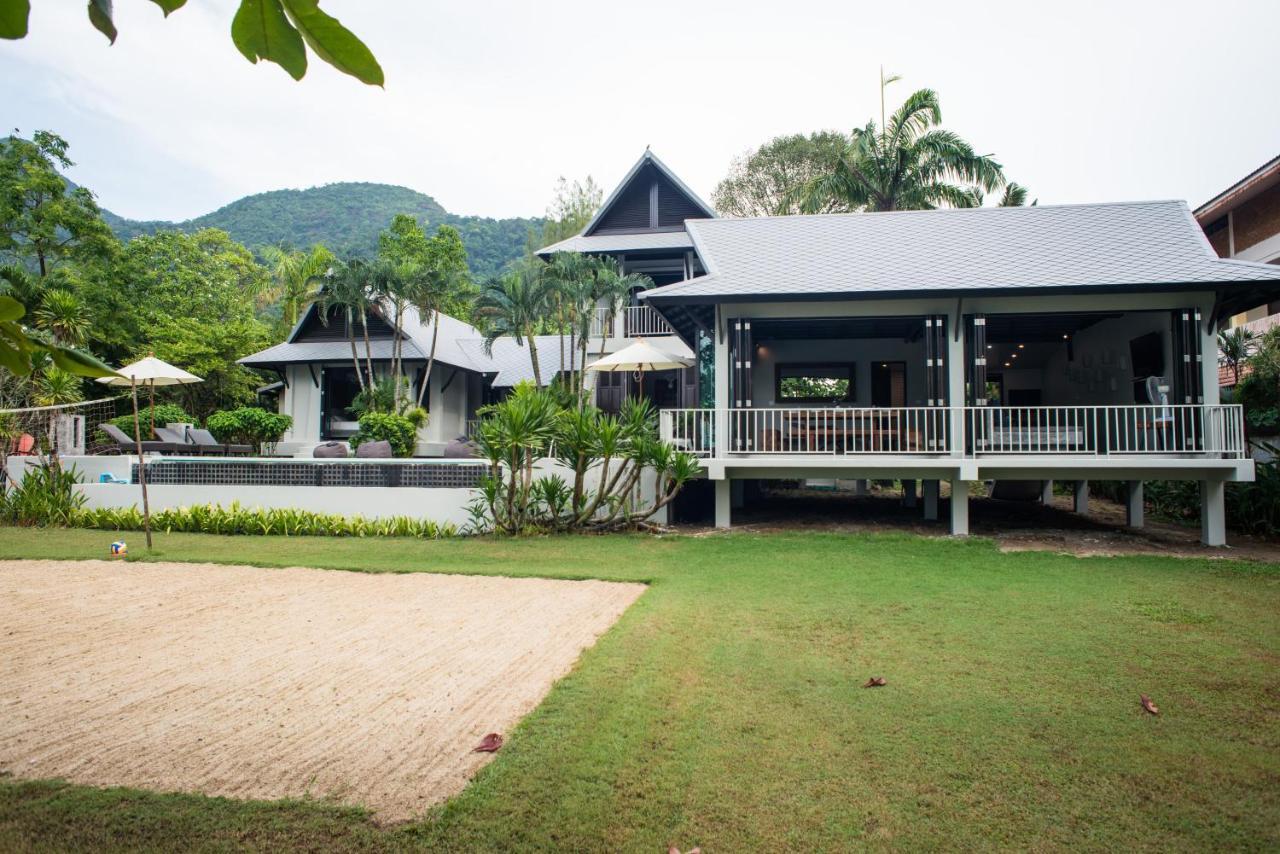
[776,363,854,403]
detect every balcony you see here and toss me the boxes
[660,405,1247,460]
[590,306,675,338]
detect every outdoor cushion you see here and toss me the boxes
[188,428,253,456]
[313,441,348,458]
[355,439,393,459]
[443,436,478,458]
[99,422,186,455]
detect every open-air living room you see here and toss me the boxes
[5,7,1280,850]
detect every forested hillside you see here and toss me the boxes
[104,182,541,278]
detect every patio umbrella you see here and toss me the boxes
[587,339,692,374]
[98,356,204,550]
[587,339,693,406]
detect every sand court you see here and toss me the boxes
[0,559,644,821]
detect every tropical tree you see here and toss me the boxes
[317,258,377,391]
[33,288,91,347]
[529,176,604,253]
[998,183,1033,207]
[0,0,384,86]
[475,265,551,387]
[1219,326,1259,387]
[713,132,852,216]
[260,244,334,332]
[0,132,117,278]
[792,78,1006,213]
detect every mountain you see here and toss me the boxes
[102,182,542,278]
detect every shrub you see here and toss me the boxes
[0,462,85,527]
[469,384,699,535]
[99,404,194,442]
[67,502,456,539]
[206,407,293,453]
[351,411,417,457]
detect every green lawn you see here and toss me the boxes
[1,527,1277,852]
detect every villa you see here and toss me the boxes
[551,151,1280,545]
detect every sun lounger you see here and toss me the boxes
[100,423,187,455]
[187,428,253,456]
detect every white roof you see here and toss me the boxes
[642,200,1280,303]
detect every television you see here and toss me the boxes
[1129,332,1164,379]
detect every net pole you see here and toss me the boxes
[130,377,153,550]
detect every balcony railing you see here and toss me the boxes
[590,306,674,338]
[659,405,1247,460]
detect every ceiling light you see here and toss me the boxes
[1018,344,1025,349]
[1062,334,1069,339]
[986,344,992,350]
[1004,362,1011,367]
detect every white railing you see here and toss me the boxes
[966,404,1246,457]
[589,306,674,338]
[660,406,952,456]
[657,405,1247,459]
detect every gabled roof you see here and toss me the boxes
[455,336,585,387]
[1194,154,1280,223]
[535,150,714,259]
[239,302,490,372]
[582,149,715,236]
[641,200,1280,306]
[537,230,695,257]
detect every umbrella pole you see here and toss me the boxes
[130,377,153,550]
[148,379,155,437]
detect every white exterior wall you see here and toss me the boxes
[273,361,476,456]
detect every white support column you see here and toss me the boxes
[1125,481,1144,529]
[715,478,732,530]
[1200,479,1226,546]
[923,480,939,521]
[1073,480,1089,515]
[1041,479,1054,505]
[950,479,970,536]
[903,479,918,508]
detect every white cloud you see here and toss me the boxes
[2,0,1277,221]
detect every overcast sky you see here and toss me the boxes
[3,0,1277,223]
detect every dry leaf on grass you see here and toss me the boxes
[1140,695,1159,716]
[473,733,503,752]
[863,677,887,688]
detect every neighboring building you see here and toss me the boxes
[1196,154,1280,335]
[612,168,1280,545]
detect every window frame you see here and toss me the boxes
[774,361,856,405]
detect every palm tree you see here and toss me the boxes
[793,79,1006,213]
[34,289,90,346]
[475,265,550,386]
[317,259,377,391]
[0,264,42,313]
[1219,326,1258,387]
[409,261,465,409]
[260,244,334,331]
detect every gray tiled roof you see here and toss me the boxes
[536,230,694,257]
[239,339,418,366]
[456,335,586,387]
[642,200,1280,303]
[239,307,492,371]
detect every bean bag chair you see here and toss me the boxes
[313,441,349,458]
[443,436,478,458]
[354,439,393,459]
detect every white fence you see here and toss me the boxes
[659,405,1247,459]
[590,306,674,338]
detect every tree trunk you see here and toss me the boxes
[346,310,366,391]
[360,311,375,390]
[527,329,542,387]
[416,309,440,409]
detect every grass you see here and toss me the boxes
[0,527,1277,852]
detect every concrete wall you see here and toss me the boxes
[6,455,668,527]
[1039,311,1172,406]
